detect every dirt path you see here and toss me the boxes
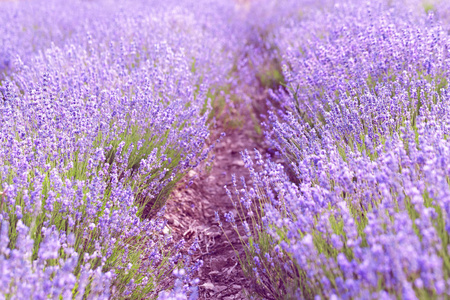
[165,95,269,299]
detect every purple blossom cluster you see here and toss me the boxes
[0,0,247,298]
[223,0,450,299]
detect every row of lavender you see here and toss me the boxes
[0,0,247,298]
[226,0,450,299]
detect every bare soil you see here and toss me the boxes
[165,97,270,299]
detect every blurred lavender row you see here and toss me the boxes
[0,0,249,298]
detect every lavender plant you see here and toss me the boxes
[0,0,246,298]
[223,0,450,299]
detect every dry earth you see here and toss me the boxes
[165,94,272,299]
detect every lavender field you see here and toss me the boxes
[1,0,450,299]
